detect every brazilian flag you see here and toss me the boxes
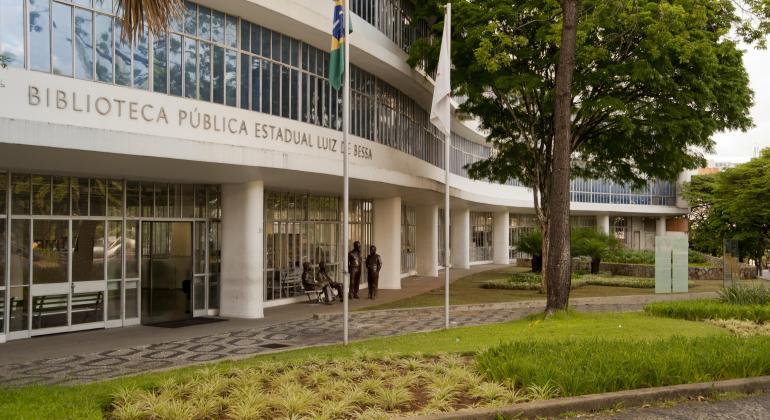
[330,0,351,91]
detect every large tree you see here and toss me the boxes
[410,0,758,311]
[685,149,770,273]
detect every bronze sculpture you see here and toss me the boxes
[318,261,344,302]
[365,245,382,299]
[348,241,363,299]
[301,262,333,304]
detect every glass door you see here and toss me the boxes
[30,220,106,336]
[141,222,194,324]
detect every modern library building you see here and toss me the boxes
[0,0,688,341]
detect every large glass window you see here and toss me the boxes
[52,2,73,76]
[0,0,24,67]
[29,0,51,72]
[470,212,494,262]
[75,8,94,80]
[32,220,69,284]
[401,205,416,274]
[133,26,150,89]
[94,13,113,82]
[72,220,105,282]
[115,22,132,86]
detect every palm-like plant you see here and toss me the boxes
[516,229,543,272]
[115,0,183,42]
[571,228,616,274]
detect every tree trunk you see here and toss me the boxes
[545,0,580,315]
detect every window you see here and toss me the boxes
[0,0,24,67]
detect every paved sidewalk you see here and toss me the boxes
[0,265,717,387]
[599,392,770,419]
[0,293,714,387]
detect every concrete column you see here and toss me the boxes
[493,210,510,265]
[597,214,610,235]
[451,208,470,269]
[415,205,439,277]
[373,197,402,289]
[220,180,264,319]
[656,216,667,236]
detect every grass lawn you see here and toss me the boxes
[0,312,725,419]
[364,267,725,311]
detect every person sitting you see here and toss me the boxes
[301,262,334,304]
[318,261,344,302]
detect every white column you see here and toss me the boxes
[451,208,470,269]
[416,205,439,277]
[597,214,610,235]
[220,180,264,319]
[373,197,402,289]
[493,210,510,265]
[656,216,667,236]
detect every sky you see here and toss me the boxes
[711,46,770,163]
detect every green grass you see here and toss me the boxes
[364,267,723,311]
[719,285,770,305]
[0,312,724,419]
[645,299,770,323]
[477,333,770,397]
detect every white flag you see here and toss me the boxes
[430,5,451,137]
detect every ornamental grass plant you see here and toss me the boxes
[476,335,770,398]
[645,299,770,323]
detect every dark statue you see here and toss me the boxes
[365,245,382,299]
[348,241,363,299]
[318,261,343,302]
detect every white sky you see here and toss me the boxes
[711,46,770,163]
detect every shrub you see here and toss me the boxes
[476,335,770,397]
[644,300,770,323]
[604,248,656,265]
[517,230,543,272]
[718,285,770,305]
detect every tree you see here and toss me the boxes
[116,0,182,42]
[684,149,770,274]
[0,55,8,69]
[547,0,580,313]
[409,0,757,312]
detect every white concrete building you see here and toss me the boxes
[0,0,687,341]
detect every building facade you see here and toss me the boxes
[0,0,687,341]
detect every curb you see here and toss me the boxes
[408,376,770,419]
[312,292,718,320]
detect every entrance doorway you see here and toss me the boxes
[141,222,194,324]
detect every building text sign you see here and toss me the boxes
[25,84,374,161]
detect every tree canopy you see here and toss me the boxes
[684,149,770,262]
[410,0,754,193]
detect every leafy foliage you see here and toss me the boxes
[0,54,8,69]
[410,0,754,192]
[476,334,770,397]
[684,149,770,262]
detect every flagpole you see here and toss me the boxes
[444,2,451,330]
[342,0,351,346]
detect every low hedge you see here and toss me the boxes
[476,335,770,398]
[480,273,691,291]
[645,299,770,323]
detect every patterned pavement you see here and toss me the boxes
[0,294,702,387]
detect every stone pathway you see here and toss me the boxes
[597,392,770,419]
[0,292,715,387]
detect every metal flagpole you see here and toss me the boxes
[342,0,351,345]
[444,2,451,329]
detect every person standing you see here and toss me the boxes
[365,245,382,299]
[348,241,363,299]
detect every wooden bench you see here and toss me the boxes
[33,292,103,328]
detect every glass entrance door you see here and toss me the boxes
[141,222,194,324]
[29,219,107,336]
